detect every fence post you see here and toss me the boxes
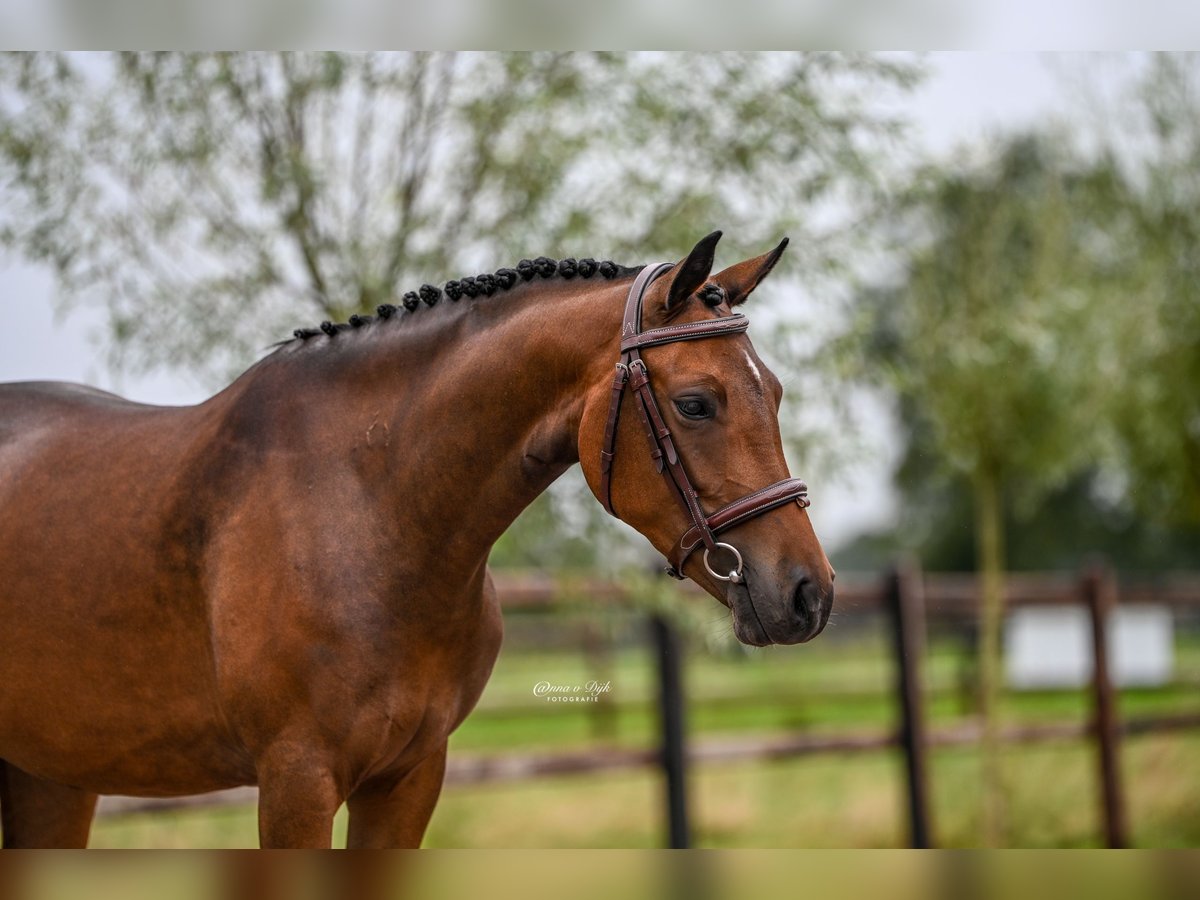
[650,613,690,848]
[1083,562,1130,848]
[886,559,935,848]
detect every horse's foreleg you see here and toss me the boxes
[345,744,447,849]
[0,760,98,848]
[255,743,343,849]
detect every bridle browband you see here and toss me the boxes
[599,262,811,584]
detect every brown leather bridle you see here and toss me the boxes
[599,262,811,584]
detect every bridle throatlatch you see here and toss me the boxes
[599,262,811,584]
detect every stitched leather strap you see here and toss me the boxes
[601,263,673,514]
[620,314,749,352]
[629,360,720,558]
[667,477,810,572]
[599,362,630,514]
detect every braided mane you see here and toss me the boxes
[289,256,642,343]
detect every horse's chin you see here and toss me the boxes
[727,584,775,647]
[731,612,773,647]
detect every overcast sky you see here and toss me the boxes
[0,53,1122,548]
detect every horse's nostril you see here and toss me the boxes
[792,577,812,623]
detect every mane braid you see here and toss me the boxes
[288,256,643,346]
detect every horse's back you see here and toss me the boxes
[0,379,144,414]
[0,379,153,447]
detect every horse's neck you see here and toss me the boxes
[267,278,624,579]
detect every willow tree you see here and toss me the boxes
[847,136,1129,844]
[0,51,918,382]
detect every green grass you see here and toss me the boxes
[87,620,1200,848]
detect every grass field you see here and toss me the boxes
[89,611,1200,848]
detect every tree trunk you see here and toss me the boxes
[974,461,1006,846]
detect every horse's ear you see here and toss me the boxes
[663,230,722,313]
[710,237,789,307]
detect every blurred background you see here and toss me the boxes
[1,52,1198,848]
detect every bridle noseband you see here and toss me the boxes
[599,262,811,584]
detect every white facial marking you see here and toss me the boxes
[742,348,764,395]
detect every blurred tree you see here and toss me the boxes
[0,51,918,380]
[837,449,1200,574]
[1103,53,1200,525]
[840,54,1200,574]
[839,134,1131,844]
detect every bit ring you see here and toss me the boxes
[703,542,744,584]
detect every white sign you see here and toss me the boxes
[1004,605,1174,689]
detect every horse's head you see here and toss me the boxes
[579,232,834,646]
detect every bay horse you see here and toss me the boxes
[0,231,834,848]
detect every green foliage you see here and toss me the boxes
[846,135,1129,506]
[839,56,1200,573]
[1102,54,1200,524]
[838,467,1200,573]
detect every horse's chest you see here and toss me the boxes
[327,602,504,778]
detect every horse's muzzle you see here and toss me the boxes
[730,564,833,646]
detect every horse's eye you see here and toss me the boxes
[674,397,711,420]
